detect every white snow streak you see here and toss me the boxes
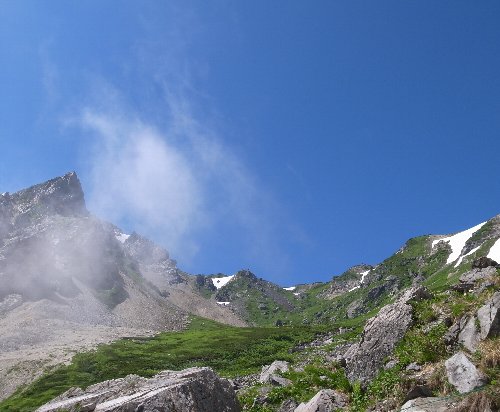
[211,275,234,289]
[431,222,486,265]
[488,238,500,263]
[454,246,481,268]
[216,301,230,306]
[283,286,296,291]
[348,269,370,292]
[359,270,370,284]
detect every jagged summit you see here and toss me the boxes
[0,171,87,224]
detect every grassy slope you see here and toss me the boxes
[0,318,330,412]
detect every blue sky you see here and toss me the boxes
[1,1,499,285]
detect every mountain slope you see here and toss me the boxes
[0,172,244,400]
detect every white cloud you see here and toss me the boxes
[80,109,205,261]
[76,93,295,275]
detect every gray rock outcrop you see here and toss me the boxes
[37,367,241,412]
[445,291,499,351]
[445,352,487,394]
[477,291,500,340]
[294,389,348,412]
[457,316,480,352]
[259,361,290,383]
[399,396,458,412]
[459,267,497,285]
[343,286,431,384]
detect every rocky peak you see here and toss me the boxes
[123,231,173,266]
[235,269,257,280]
[0,172,87,229]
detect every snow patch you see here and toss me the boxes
[115,233,130,243]
[293,292,300,296]
[432,222,487,265]
[487,238,500,263]
[283,286,296,291]
[348,269,370,292]
[454,246,481,268]
[360,270,370,284]
[211,275,234,289]
[217,301,230,306]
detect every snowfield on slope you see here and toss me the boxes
[488,237,500,263]
[432,221,486,265]
[211,275,234,289]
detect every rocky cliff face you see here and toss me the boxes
[0,172,244,401]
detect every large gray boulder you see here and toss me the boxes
[343,286,431,384]
[477,291,500,340]
[259,360,290,384]
[445,352,487,394]
[36,367,241,412]
[459,267,498,284]
[399,396,458,411]
[294,389,348,412]
[457,315,480,352]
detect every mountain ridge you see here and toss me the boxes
[0,172,499,409]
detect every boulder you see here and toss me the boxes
[459,267,497,284]
[399,396,458,411]
[294,389,348,412]
[444,315,482,351]
[36,367,241,412]
[269,375,292,387]
[259,361,290,383]
[445,352,487,394]
[477,291,500,340]
[457,316,480,352]
[343,286,431,384]
[472,257,499,269]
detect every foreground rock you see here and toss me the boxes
[343,286,432,384]
[37,367,241,412]
[399,396,459,412]
[445,352,487,394]
[259,361,290,384]
[294,389,348,412]
[477,291,500,340]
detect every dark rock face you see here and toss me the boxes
[37,367,241,412]
[343,286,432,384]
[403,385,433,403]
[472,256,500,269]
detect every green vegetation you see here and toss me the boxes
[239,362,351,410]
[0,318,328,412]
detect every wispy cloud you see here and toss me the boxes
[75,87,296,275]
[79,108,205,260]
[64,3,304,277]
